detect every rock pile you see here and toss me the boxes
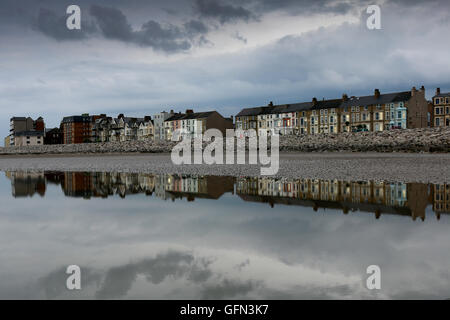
[0,127,449,155]
[279,127,450,152]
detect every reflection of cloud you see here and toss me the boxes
[95,251,213,299]
[201,279,261,299]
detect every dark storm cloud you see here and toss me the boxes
[89,5,207,52]
[89,5,133,41]
[195,0,255,24]
[184,19,209,35]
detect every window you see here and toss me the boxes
[435,98,440,105]
[398,111,402,119]
[364,106,368,111]
[375,113,379,120]
[436,108,440,115]
[436,118,440,126]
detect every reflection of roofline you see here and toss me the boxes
[237,194,413,217]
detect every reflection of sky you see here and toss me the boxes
[0,173,449,299]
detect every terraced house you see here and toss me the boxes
[432,88,450,127]
[235,86,428,135]
[164,110,233,141]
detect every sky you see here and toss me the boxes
[1,0,450,140]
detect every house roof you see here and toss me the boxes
[165,111,216,121]
[236,90,414,117]
[61,115,92,123]
[434,92,450,98]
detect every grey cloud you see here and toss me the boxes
[200,279,261,299]
[233,31,247,44]
[184,20,209,35]
[95,251,213,299]
[195,0,255,24]
[89,5,208,52]
[89,5,133,41]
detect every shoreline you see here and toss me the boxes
[1,152,449,184]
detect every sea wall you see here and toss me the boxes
[1,127,449,155]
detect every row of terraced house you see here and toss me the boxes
[4,86,450,146]
[235,86,442,135]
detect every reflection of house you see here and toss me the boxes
[236,177,434,221]
[5,171,46,197]
[4,171,449,221]
[164,174,234,201]
[432,184,450,219]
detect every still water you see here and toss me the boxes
[0,171,449,299]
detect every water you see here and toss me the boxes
[0,171,449,299]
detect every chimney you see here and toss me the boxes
[411,86,417,96]
[268,101,274,107]
[374,89,380,99]
[436,88,441,95]
[144,116,151,122]
[342,94,348,101]
[312,97,318,106]
[118,113,124,119]
[185,109,194,114]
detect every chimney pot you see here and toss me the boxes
[436,88,441,95]
[374,89,380,98]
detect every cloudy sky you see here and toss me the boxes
[1,0,450,139]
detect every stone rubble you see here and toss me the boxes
[0,127,449,155]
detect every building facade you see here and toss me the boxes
[13,131,44,146]
[153,111,174,141]
[432,88,450,127]
[44,127,62,145]
[8,116,45,146]
[236,87,429,136]
[61,114,105,144]
[165,110,233,141]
